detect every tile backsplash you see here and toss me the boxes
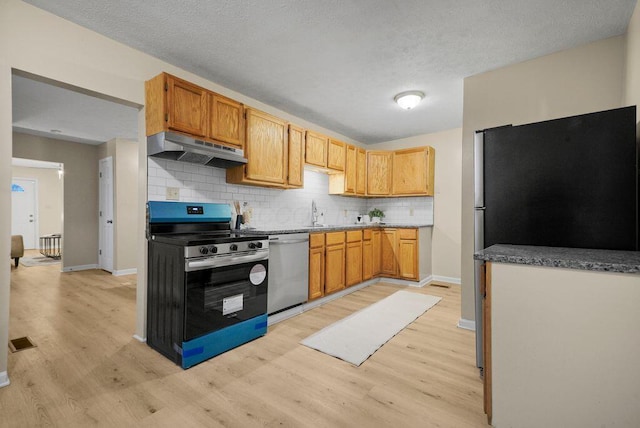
[148,158,433,228]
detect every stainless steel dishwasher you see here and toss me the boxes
[267,232,309,314]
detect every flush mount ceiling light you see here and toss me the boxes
[394,91,424,110]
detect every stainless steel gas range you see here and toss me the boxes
[146,201,269,368]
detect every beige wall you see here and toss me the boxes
[11,165,63,238]
[460,36,627,323]
[625,3,640,111]
[13,133,100,269]
[491,263,640,427]
[369,128,462,282]
[0,0,365,377]
[99,138,139,273]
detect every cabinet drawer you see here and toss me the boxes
[398,229,417,240]
[310,233,325,248]
[325,231,345,246]
[346,230,362,243]
[362,229,372,240]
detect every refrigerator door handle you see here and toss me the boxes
[474,131,484,208]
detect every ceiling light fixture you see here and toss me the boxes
[394,91,424,110]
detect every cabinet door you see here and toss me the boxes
[327,139,346,171]
[305,131,328,167]
[362,237,373,281]
[166,75,207,137]
[344,145,357,194]
[208,93,243,147]
[367,151,393,195]
[356,148,366,195]
[345,231,362,286]
[288,124,305,188]
[244,108,287,185]
[380,229,397,276]
[371,229,381,276]
[325,244,345,294]
[393,147,435,196]
[398,239,418,280]
[308,246,325,300]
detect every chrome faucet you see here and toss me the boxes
[311,200,318,226]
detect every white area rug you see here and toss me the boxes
[301,290,442,366]
[19,256,60,267]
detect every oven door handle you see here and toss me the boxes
[186,251,268,272]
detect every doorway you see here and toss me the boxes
[11,178,37,249]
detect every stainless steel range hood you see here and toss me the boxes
[147,131,247,168]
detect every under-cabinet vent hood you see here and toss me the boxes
[147,131,247,168]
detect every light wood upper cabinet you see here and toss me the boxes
[146,73,208,137]
[146,73,245,149]
[327,139,346,171]
[287,124,305,188]
[356,148,366,195]
[367,151,393,196]
[344,145,357,194]
[208,93,244,147]
[305,131,328,167]
[392,146,435,196]
[227,108,287,187]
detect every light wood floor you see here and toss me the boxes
[2,260,488,427]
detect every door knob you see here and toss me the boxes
[107,220,113,224]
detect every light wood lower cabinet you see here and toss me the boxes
[308,228,420,302]
[345,231,363,286]
[308,233,325,300]
[324,232,346,295]
[397,229,418,280]
[380,229,398,276]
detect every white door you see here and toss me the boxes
[11,178,38,249]
[99,157,114,272]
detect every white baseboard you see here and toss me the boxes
[62,264,99,272]
[377,275,432,288]
[0,371,10,388]
[432,275,461,285]
[113,268,137,276]
[132,334,146,343]
[457,318,476,331]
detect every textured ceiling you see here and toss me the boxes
[20,0,638,144]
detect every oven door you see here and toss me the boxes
[184,257,268,341]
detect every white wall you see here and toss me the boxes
[460,35,627,324]
[369,128,462,282]
[490,263,640,428]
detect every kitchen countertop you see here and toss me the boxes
[474,244,640,274]
[237,223,432,235]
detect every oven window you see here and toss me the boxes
[184,261,268,341]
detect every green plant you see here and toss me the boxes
[368,208,384,218]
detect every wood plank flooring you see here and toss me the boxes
[1,261,488,427]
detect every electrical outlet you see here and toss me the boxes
[409,208,414,216]
[166,187,180,200]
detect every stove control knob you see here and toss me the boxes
[255,242,263,249]
[230,244,238,251]
[248,242,257,249]
[199,246,209,255]
[209,246,218,254]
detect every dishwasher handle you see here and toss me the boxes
[269,238,309,245]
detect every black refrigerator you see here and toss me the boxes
[473,106,639,370]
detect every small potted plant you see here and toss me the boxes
[368,208,384,223]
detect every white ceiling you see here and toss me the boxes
[18,0,638,144]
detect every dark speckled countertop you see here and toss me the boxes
[237,223,432,235]
[474,244,640,274]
